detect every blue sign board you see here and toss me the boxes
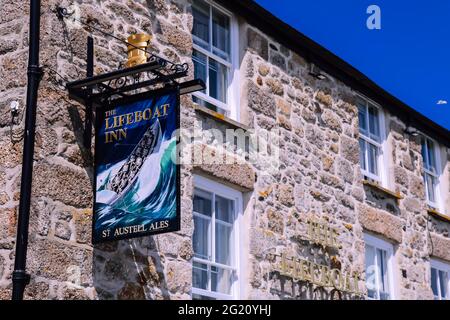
[93,88,180,243]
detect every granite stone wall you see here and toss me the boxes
[0,0,448,300]
[0,0,197,300]
[240,24,449,299]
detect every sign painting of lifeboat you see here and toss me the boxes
[98,119,161,206]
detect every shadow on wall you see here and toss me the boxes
[67,104,94,180]
[93,237,171,300]
[362,184,401,217]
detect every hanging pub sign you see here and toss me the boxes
[93,88,180,243]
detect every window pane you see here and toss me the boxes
[377,248,390,299]
[193,50,207,94]
[212,8,230,60]
[379,292,390,300]
[215,195,234,223]
[421,140,429,169]
[439,270,448,299]
[365,245,377,299]
[192,182,240,299]
[427,139,436,173]
[368,105,380,141]
[192,293,216,300]
[215,223,232,265]
[425,173,436,204]
[193,262,208,290]
[359,139,367,171]
[358,104,367,133]
[193,188,212,216]
[368,143,379,176]
[193,215,211,259]
[209,58,227,103]
[431,268,439,299]
[192,0,210,49]
[211,266,233,294]
[215,196,234,266]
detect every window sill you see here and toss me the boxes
[362,179,403,200]
[427,208,450,223]
[194,104,250,131]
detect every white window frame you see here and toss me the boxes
[364,233,396,300]
[421,134,442,211]
[430,259,450,300]
[357,94,388,187]
[191,0,240,121]
[192,175,243,300]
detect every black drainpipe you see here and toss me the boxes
[12,0,43,300]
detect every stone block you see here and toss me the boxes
[0,1,28,24]
[275,184,294,207]
[337,158,354,183]
[0,286,13,300]
[248,82,276,118]
[159,21,191,55]
[316,91,333,107]
[305,124,324,149]
[310,188,331,202]
[430,233,450,261]
[277,114,291,130]
[166,261,191,294]
[0,37,19,55]
[55,221,72,241]
[403,197,422,214]
[321,154,334,172]
[247,28,268,60]
[321,109,342,133]
[24,281,50,300]
[340,136,359,164]
[409,174,425,199]
[0,207,16,239]
[32,161,92,208]
[358,204,403,243]
[0,137,22,168]
[74,209,92,244]
[258,63,270,77]
[291,114,304,137]
[79,4,115,35]
[266,78,284,96]
[249,228,277,257]
[106,2,138,24]
[320,172,345,191]
[27,237,93,286]
[178,238,193,261]
[302,108,316,123]
[267,209,284,234]
[193,144,255,190]
[35,127,58,159]
[394,166,409,187]
[276,98,291,116]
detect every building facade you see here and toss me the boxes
[0,0,449,300]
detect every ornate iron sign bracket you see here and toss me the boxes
[66,37,205,149]
[67,57,192,107]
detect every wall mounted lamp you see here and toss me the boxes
[309,63,327,80]
[404,126,420,137]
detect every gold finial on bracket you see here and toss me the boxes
[126,33,151,68]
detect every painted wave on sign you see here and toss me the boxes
[94,138,177,233]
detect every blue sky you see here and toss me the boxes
[255,0,450,130]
